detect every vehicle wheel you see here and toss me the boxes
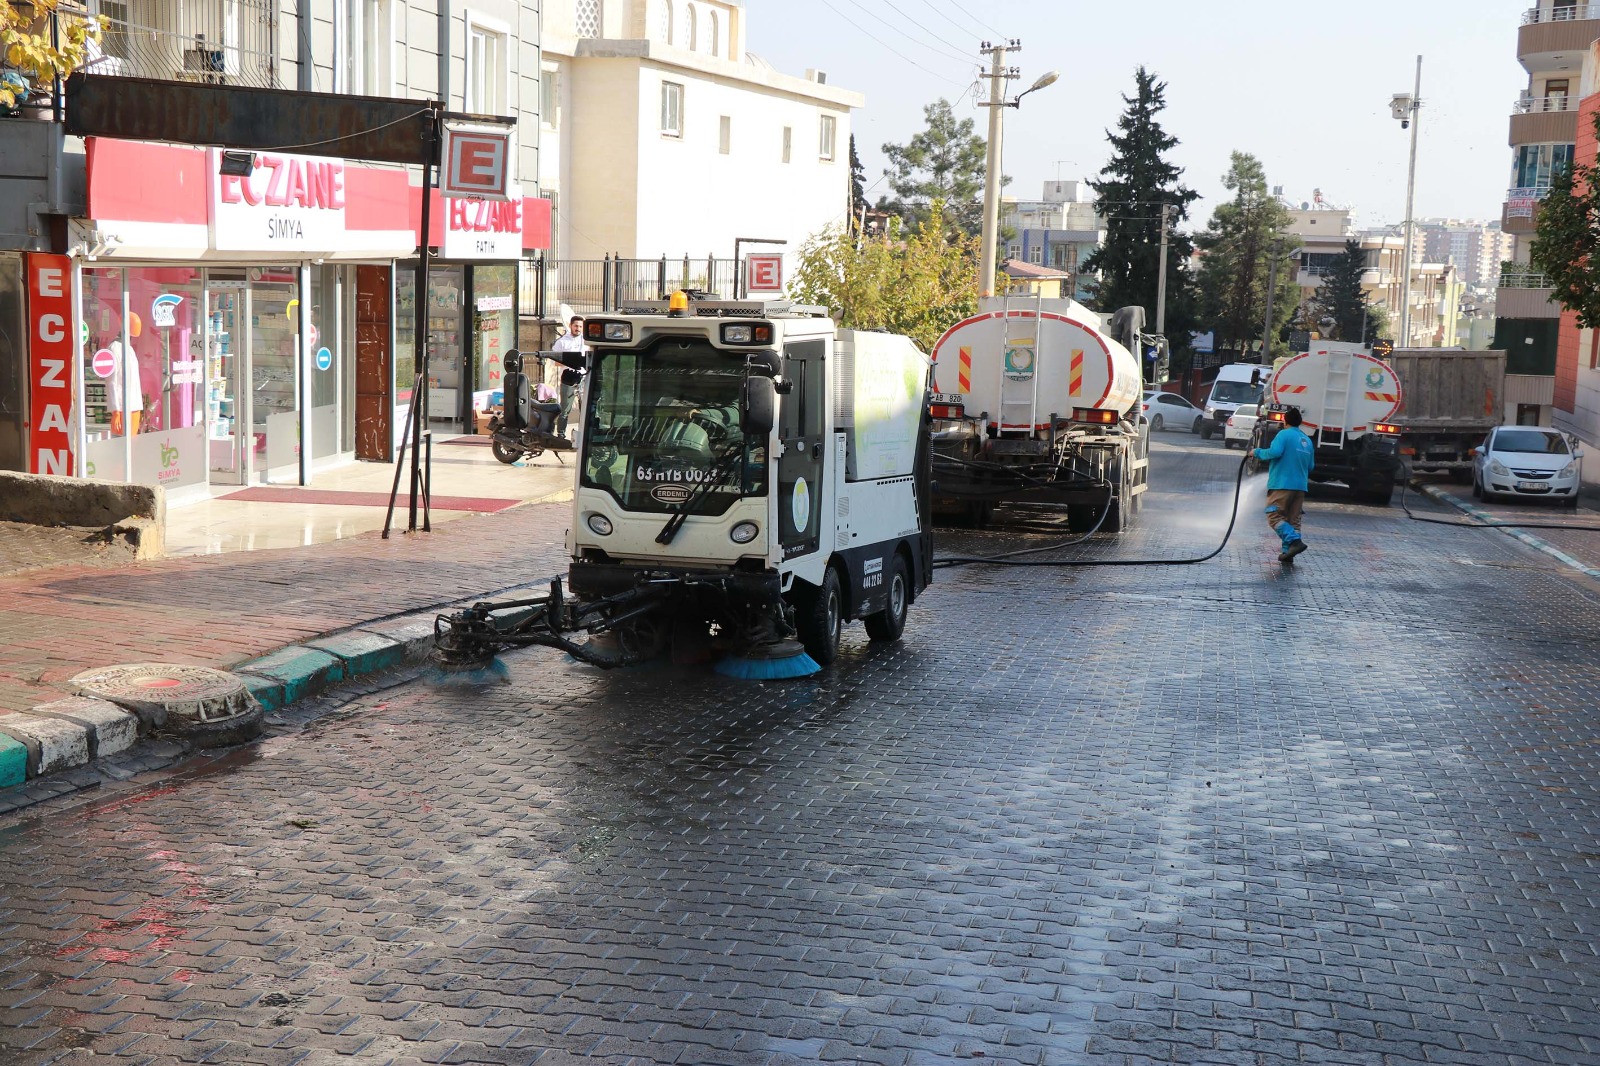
[1364,483,1395,507]
[1149,414,1163,432]
[1565,493,1581,510]
[1200,425,1214,441]
[793,568,843,666]
[1190,417,1203,434]
[1448,468,1472,485]
[863,555,910,643]
[491,440,524,465]
[1102,466,1134,533]
[1471,473,1483,500]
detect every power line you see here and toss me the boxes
[852,0,977,65]
[915,0,1004,40]
[869,0,977,60]
[813,0,966,79]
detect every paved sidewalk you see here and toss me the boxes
[0,500,572,714]
[1411,476,1600,575]
[0,522,139,579]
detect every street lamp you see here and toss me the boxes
[978,42,1059,298]
[1392,56,1423,348]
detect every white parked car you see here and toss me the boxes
[1223,404,1259,449]
[1471,427,1582,508]
[1141,391,1204,433]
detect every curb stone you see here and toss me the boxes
[1419,484,1600,581]
[0,608,443,802]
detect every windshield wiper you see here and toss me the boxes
[656,443,747,546]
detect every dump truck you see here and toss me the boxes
[432,295,934,679]
[1384,348,1507,478]
[926,296,1151,531]
[1257,345,1405,505]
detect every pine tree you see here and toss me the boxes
[1081,69,1198,350]
[1195,152,1300,359]
[880,99,989,235]
[849,135,868,230]
[1311,239,1382,343]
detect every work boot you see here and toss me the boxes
[1279,539,1307,563]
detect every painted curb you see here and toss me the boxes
[0,732,27,788]
[0,710,91,777]
[235,646,347,708]
[1419,485,1600,581]
[25,696,139,761]
[304,631,407,676]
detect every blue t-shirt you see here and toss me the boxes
[1254,426,1315,492]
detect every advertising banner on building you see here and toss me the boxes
[442,195,525,259]
[212,150,351,252]
[25,253,75,475]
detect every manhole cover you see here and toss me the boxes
[70,663,263,746]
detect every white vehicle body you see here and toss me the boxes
[1223,404,1259,447]
[925,296,1150,530]
[1200,363,1266,438]
[563,301,934,665]
[1143,391,1205,433]
[1257,347,1405,505]
[1472,426,1581,507]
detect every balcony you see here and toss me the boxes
[1497,267,1560,318]
[85,0,280,89]
[1519,8,1600,72]
[1510,98,1578,144]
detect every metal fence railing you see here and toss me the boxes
[87,0,280,88]
[524,256,747,318]
[1523,3,1600,23]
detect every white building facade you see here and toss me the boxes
[539,0,862,287]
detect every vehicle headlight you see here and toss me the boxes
[1489,459,1510,477]
[603,322,633,341]
[1560,461,1578,478]
[730,521,759,544]
[586,513,613,536]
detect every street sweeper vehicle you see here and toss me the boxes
[432,294,934,680]
[926,296,1152,530]
[1253,345,1405,505]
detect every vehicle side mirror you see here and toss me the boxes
[1250,369,1261,387]
[742,376,775,436]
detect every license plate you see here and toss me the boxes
[1517,481,1548,492]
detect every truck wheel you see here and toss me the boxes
[1364,482,1395,507]
[863,555,909,643]
[1102,469,1134,533]
[794,568,843,666]
[1200,424,1214,441]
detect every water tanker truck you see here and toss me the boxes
[1256,345,1405,505]
[926,297,1151,530]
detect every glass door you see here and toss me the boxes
[206,278,248,484]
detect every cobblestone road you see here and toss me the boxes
[3,435,1600,1065]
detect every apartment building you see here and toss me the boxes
[1288,207,1461,349]
[1414,219,1517,294]
[1000,180,1105,302]
[539,0,862,283]
[0,0,549,491]
[1496,0,1595,435]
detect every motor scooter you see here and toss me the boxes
[487,351,575,465]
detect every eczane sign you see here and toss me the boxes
[441,123,513,200]
[26,253,75,475]
[212,150,348,251]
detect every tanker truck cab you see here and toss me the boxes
[567,297,934,669]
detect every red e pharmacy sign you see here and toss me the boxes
[747,254,784,294]
[441,124,513,201]
[26,253,74,476]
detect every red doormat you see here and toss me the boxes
[217,487,520,512]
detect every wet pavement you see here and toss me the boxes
[3,435,1600,1064]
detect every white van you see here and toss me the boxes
[1199,364,1265,440]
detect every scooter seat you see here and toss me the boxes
[529,401,561,413]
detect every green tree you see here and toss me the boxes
[880,99,989,235]
[1311,239,1384,343]
[1195,151,1300,359]
[1081,68,1199,351]
[791,200,979,352]
[1530,116,1600,327]
[848,135,868,230]
[1,0,102,109]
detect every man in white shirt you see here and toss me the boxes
[107,340,144,436]
[551,315,589,435]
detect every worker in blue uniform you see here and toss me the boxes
[1254,407,1316,563]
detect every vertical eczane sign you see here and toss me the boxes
[441,124,513,201]
[747,254,784,294]
[26,253,74,475]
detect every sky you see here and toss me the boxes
[747,0,1526,232]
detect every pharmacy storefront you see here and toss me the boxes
[57,138,417,498]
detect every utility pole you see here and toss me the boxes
[1398,56,1423,348]
[1155,203,1171,337]
[977,40,1019,298]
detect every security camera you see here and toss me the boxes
[1401,119,1410,130]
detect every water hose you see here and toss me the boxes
[934,452,1252,569]
[1398,466,1600,532]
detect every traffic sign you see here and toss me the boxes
[315,346,332,372]
[93,348,116,378]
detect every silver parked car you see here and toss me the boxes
[1471,427,1582,508]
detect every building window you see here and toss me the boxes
[575,0,602,38]
[687,3,698,50]
[660,81,683,137]
[1511,143,1575,190]
[661,0,673,43]
[338,0,391,94]
[719,115,730,155]
[819,114,836,161]
[782,126,792,163]
[1029,246,1043,265]
[709,9,719,56]
[467,19,508,114]
[542,65,560,128]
